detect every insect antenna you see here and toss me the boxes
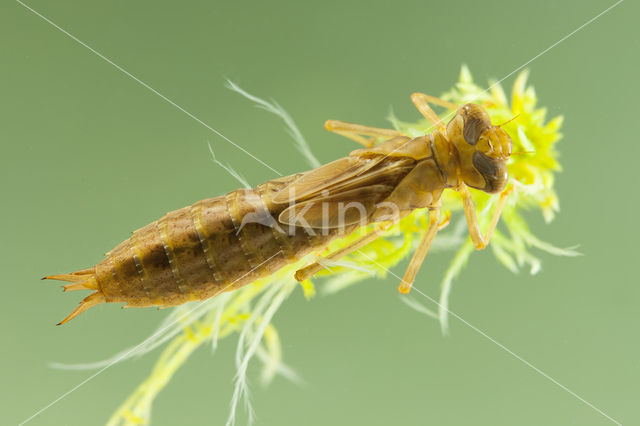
[510,150,535,156]
[495,113,521,127]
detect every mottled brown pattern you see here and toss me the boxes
[48,100,514,324]
[90,161,406,310]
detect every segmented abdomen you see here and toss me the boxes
[94,174,343,307]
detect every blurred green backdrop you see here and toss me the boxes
[2,0,638,425]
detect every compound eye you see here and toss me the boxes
[472,151,498,177]
[472,151,508,193]
[461,104,491,145]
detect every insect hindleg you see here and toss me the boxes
[398,207,440,294]
[458,184,512,250]
[324,120,404,148]
[294,221,393,282]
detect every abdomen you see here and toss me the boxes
[95,174,349,308]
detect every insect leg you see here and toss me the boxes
[398,207,440,294]
[410,93,450,132]
[411,92,459,111]
[294,221,393,281]
[438,210,452,230]
[458,184,512,249]
[325,120,404,148]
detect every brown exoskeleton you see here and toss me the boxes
[45,93,512,324]
[289,93,513,292]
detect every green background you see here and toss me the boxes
[2,0,638,425]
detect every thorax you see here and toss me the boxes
[429,130,461,188]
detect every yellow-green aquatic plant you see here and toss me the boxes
[55,66,577,425]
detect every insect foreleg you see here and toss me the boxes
[410,93,447,132]
[458,184,512,250]
[398,207,441,294]
[324,120,404,148]
[294,221,393,282]
[410,93,460,132]
[411,92,459,111]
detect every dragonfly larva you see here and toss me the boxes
[45,93,513,324]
